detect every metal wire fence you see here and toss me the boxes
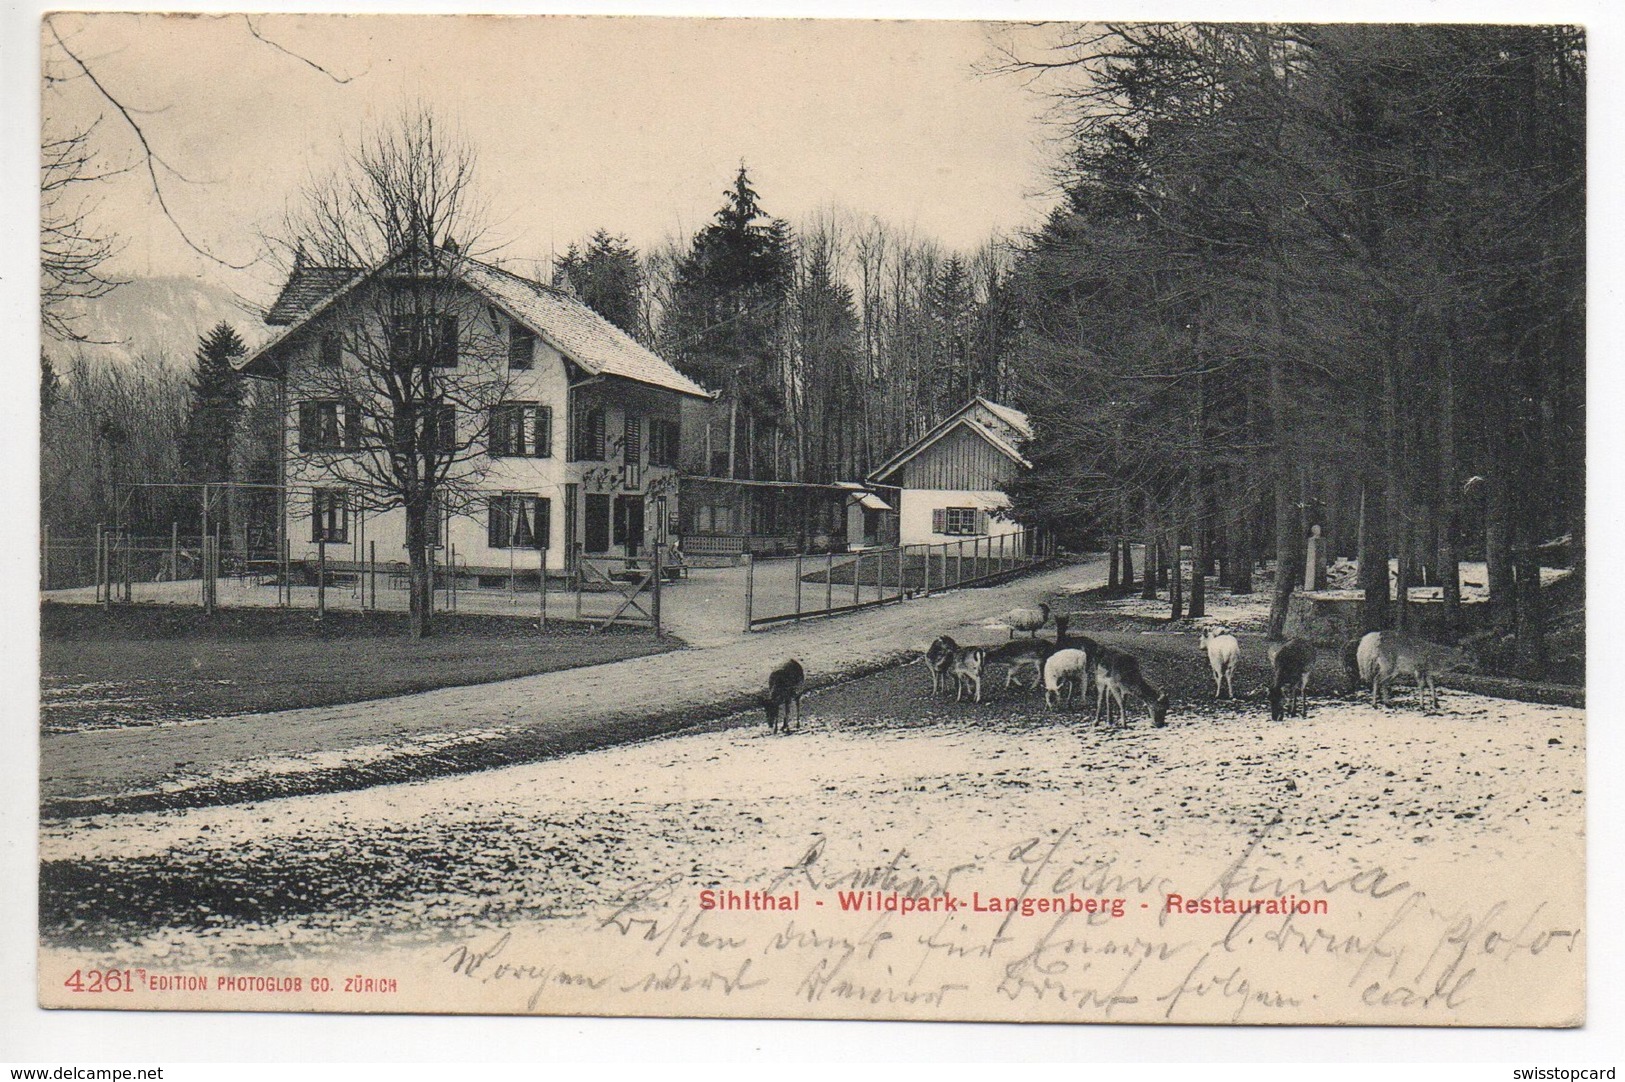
[743,527,1051,630]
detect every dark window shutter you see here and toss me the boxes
[535,498,551,551]
[489,496,509,548]
[437,404,456,453]
[623,416,642,464]
[932,508,946,534]
[536,406,552,458]
[343,402,360,449]
[299,402,317,452]
[437,316,459,366]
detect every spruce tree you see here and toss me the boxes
[553,229,644,336]
[661,165,793,476]
[178,322,246,485]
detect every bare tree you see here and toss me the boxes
[40,118,127,343]
[278,108,511,638]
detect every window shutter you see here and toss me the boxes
[437,315,459,367]
[298,402,317,452]
[535,498,551,551]
[343,402,360,449]
[589,409,606,460]
[489,496,509,548]
[624,416,642,464]
[536,406,552,458]
[932,508,946,534]
[437,404,456,453]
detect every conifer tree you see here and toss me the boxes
[177,322,246,485]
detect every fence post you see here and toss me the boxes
[652,541,662,637]
[368,541,376,611]
[169,522,178,583]
[877,547,886,604]
[853,551,862,607]
[540,545,548,630]
[999,532,1006,575]
[122,528,132,603]
[450,543,458,613]
[316,538,326,619]
[94,524,104,607]
[794,553,803,621]
[899,545,906,599]
[826,550,834,612]
[742,552,755,633]
[575,545,585,620]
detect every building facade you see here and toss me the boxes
[237,247,712,580]
[867,397,1032,548]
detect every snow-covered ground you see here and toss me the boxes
[40,670,1584,1026]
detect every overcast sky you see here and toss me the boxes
[41,13,1065,302]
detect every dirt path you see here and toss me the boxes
[41,556,1104,816]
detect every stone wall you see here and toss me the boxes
[1283,593,1490,645]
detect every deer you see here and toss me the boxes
[1042,648,1090,711]
[1267,639,1317,721]
[1198,627,1242,699]
[762,658,805,734]
[952,646,987,704]
[924,636,959,696]
[1093,646,1170,729]
[1356,630,1472,712]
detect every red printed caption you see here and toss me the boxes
[63,969,397,995]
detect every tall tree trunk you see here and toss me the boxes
[1168,529,1183,621]
[1266,302,1297,641]
[1358,476,1389,633]
[1228,479,1253,595]
[1189,482,1207,619]
[1108,537,1121,591]
[1438,344,1462,634]
[1121,537,1136,590]
[406,496,434,639]
[1141,525,1159,601]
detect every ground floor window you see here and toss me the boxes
[489,493,550,550]
[311,489,349,543]
[934,506,982,536]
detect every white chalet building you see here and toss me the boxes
[867,397,1033,547]
[237,248,712,580]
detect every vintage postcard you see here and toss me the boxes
[36,14,1585,1026]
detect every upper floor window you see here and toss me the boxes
[572,405,606,461]
[491,403,552,458]
[319,332,343,368]
[648,418,680,467]
[394,401,457,455]
[298,400,358,452]
[387,313,459,368]
[508,324,535,370]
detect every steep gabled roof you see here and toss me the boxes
[867,397,1034,485]
[238,249,713,400]
[459,261,710,399]
[265,265,361,325]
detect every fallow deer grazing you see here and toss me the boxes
[1267,639,1317,721]
[1357,630,1472,712]
[763,658,805,735]
[1042,648,1090,711]
[1093,647,1170,729]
